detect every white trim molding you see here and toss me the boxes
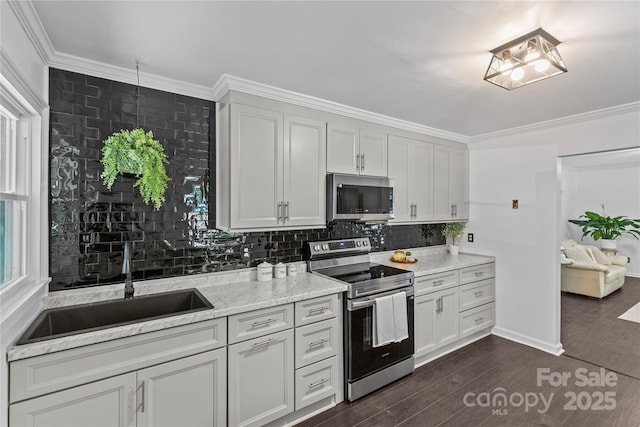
[470,102,640,143]
[492,327,565,356]
[0,49,48,112]
[6,0,55,64]
[213,74,469,143]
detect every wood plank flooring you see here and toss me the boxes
[562,277,640,380]
[298,280,640,426]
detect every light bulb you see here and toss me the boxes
[511,67,524,81]
[534,59,550,72]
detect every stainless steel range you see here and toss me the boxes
[307,237,415,401]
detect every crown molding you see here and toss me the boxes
[7,0,55,64]
[49,52,214,101]
[469,101,640,143]
[0,49,48,112]
[213,74,469,143]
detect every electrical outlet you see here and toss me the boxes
[468,233,474,243]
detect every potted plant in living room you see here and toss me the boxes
[100,128,170,210]
[568,204,640,251]
[442,222,466,255]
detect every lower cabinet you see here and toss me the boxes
[227,329,295,427]
[414,287,459,356]
[9,348,227,427]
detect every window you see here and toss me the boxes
[0,103,28,286]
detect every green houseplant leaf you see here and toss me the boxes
[442,222,466,246]
[100,129,169,210]
[568,205,640,241]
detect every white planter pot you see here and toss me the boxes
[449,245,460,256]
[600,239,617,251]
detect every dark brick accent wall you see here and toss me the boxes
[48,68,444,291]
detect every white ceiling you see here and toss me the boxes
[32,1,640,137]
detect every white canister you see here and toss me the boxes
[287,264,298,276]
[274,262,287,279]
[257,262,273,282]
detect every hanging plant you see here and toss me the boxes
[100,128,169,209]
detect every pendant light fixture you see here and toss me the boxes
[483,28,567,90]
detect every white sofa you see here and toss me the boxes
[560,239,628,298]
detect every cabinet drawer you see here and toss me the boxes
[459,263,495,285]
[459,278,495,311]
[10,318,226,404]
[295,318,339,368]
[295,356,339,410]
[459,303,495,338]
[228,304,293,344]
[295,294,339,326]
[415,270,458,295]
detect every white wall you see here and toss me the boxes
[0,2,49,426]
[562,158,640,276]
[463,106,640,355]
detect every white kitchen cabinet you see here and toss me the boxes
[388,134,434,223]
[218,103,326,231]
[228,329,295,427]
[433,145,468,220]
[10,373,137,427]
[414,287,459,357]
[327,123,387,177]
[137,349,227,427]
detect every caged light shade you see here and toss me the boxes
[484,28,568,90]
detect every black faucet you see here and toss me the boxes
[123,241,134,299]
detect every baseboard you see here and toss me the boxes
[626,273,640,279]
[492,327,564,356]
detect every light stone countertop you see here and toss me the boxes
[8,248,495,362]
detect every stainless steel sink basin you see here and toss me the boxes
[16,288,213,345]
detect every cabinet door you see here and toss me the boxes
[10,373,136,427]
[449,149,468,219]
[414,293,438,357]
[327,123,358,174]
[230,104,284,229]
[433,145,452,220]
[411,142,434,221]
[437,288,460,348]
[387,135,412,222]
[228,329,294,427]
[283,115,326,227]
[359,129,387,177]
[137,349,226,427]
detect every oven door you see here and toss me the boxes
[346,286,414,382]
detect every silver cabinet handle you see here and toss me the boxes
[136,381,145,413]
[284,201,289,223]
[251,318,276,328]
[414,203,417,218]
[453,204,458,217]
[475,271,485,277]
[309,378,329,389]
[474,290,484,297]
[475,316,485,324]
[252,338,275,349]
[308,306,328,315]
[410,203,415,218]
[309,338,329,348]
[356,154,360,171]
[433,279,445,286]
[277,201,283,222]
[361,153,365,170]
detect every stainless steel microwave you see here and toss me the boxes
[327,174,394,222]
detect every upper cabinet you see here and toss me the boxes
[433,145,469,221]
[217,103,326,231]
[388,135,434,223]
[327,123,387,177]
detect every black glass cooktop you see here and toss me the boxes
[316,262,409,284]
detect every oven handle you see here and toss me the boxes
[347,286,414,311]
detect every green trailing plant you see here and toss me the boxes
[568,204,640,241]
[101,129,169,209]
[442,222,466,245]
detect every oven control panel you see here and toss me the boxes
[308,237,370,257]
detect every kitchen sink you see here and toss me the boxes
[16,288,213,345]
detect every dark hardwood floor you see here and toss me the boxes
[298,281,640,426]
[561,276,640,380]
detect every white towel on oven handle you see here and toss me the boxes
[373,291,408,347]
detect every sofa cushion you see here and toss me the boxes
[585,246,612,265]
[564,245,595,264]
[605,265,626,283]
[561,239,578,249]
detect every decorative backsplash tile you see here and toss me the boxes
[48,69,445,291]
